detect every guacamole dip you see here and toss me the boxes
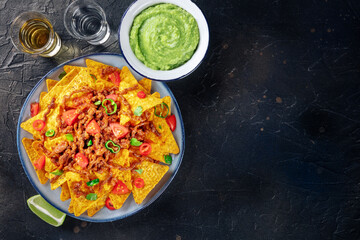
[129,3,200,70]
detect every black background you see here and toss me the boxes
[1,0,360,239]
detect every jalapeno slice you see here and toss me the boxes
[102,98,117,115]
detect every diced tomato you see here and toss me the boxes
[137,91,146,99]
[134,178,144,188]
[62,109,79,126]
[62,109,78,125]
[105,94,117,101]
[166,115,176,132]
[105,198,116,210]
[75,153,88,169]
[109,123,129,139]
[32,120,46,131]
[86,119,100,135]
[108,71,121,86]
[139,143,151,156]
[34,155,45,170]
[30,102,40,117]
[112,180,129,195]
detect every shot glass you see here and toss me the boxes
[64,0,111,45]
[10,12,62,57]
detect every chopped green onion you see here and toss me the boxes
[102,99,117,115]
[159,125,162,129]
[164,155,172,165]
[130,138,143,146]
[134,106,143,116]
[94,100,101,106]
[90,74,97,81]
[154,102,169,118]
[65,134,74,142]
[134,169,143,174]
[105,140,120,153]
[86,178,99,187]
[51,170,63,176]
[85,193,98,201]
[58,71,66,79]
[87,139,93,147]
[45,129,55,137]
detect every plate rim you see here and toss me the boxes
[16,52,185,222]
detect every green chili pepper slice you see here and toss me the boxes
[94,100,101,106]
[86,193,98,201]
[86,178,99,187]
[105,140,120,153]
[154,102,169,118]
[102,99,117,115]
[87,139,93,147]
[45,129,55,137]
[90,74,97,81]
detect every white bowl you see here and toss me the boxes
[118,0,209,81]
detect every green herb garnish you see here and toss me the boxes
[65,134,73,142]
[164,155,172,165]
[86,178,99,187]
[85,193,98,201]
[50,170,63,176]
[58,71,66,79]
[87,139,93,147]
[130,138,143,146]
[134,106,143,116]
[134,169,143,174]
[94,100,101,106]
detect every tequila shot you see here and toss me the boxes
[10,12,61,57]
[64,0,110,45]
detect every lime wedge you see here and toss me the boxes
[27,195,66,227]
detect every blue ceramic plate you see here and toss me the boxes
[16,53,185,222]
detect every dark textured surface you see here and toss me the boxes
[1,0,360,239]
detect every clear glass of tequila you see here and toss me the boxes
[10,12,61,57]
[64,0,110,45]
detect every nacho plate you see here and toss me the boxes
[17,53,185,222]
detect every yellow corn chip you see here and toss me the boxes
[132,161,169,204]
[60,182,71,201]
[139,78,152,94]
[63,65,86,74]
[146,117,179,163]
[152,92,160,98]
[85,59,120,83]
[50,172,67,190]
[68,199,74,214]
[112,149,130,167]
[22,138,48,184]
[87,193,108,217]
[109,169,132,209]
[46,79,58,92]
[39,92,47,103]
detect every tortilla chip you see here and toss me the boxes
[112,149,130,167]
[50,172,67,190]
[68,199,74,214]
[22,138,48,184]
[146,117,179,163]
[63,65,86,74]
[131,161,169,204]
[66,172,92,216]
[39,92,47,103]
[162,96,172,116]
[139,78,152,94]
[46,79,58,92]
[109,169,132,209]
[85,59,120,83]
[152,92,160,98]
[60,182,71,201]
[87,193,108,217]
[31,141,57,173]
[40,69,80,107]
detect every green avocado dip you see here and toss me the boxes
[129,3,200,70]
